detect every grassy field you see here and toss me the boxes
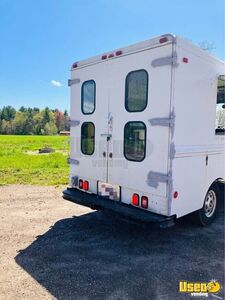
[0,135,69,185]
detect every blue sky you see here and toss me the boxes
[0,0,224,111]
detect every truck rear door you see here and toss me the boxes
[70,61,109,184]
[106,44,173,209]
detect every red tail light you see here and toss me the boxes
[83,181,89,191]
[79,179,83,189]
[132,194,139,206]
[173,191,178,199]
[141,196,148,209]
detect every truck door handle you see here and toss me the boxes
[103,152,106,157]
[100,133,112,141]
[109,152,113,158]
[100,133,112,138]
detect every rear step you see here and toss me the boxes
[63,188,175,228]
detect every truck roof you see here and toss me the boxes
[71,33,225,71]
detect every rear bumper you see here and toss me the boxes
[62,188,175,228]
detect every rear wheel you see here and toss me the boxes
[195,185,218,226]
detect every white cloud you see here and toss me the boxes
[51,80,62,87]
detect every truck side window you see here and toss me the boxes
[81,122,95,155]
[215,75,225,135]
[125,70,148,112]
[124,121,146,161]
[81,80,96,114]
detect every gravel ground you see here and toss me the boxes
[0,185,224,300]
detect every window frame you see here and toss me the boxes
[125,69,149,113]
[123,121,147,162]
[81,122,95,155]
[215,75,225,135]
[81,80,96,115]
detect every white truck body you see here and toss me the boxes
[65,34,225,223]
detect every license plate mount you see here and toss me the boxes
[98,182,120,201]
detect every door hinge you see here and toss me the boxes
[69,120,80,127]
[147,171,172,188]
[68,78,80,87]
[151,52,178,67]
[149,112,175,128]
[67,158,80,165]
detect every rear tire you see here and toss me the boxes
[194,185,219,226]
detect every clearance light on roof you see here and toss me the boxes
[115,50,123,56]
[102,51,122,60]
[132,194,139,206]
[159,37,168,43]
[72,62,78,68]
[141,196,148,209]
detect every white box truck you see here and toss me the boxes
[63,34,225,227]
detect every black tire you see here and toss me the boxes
[217,180,225,211]
[194,184,219,226]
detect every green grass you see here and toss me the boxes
[0,135,70,185]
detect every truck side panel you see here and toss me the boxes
[171,38,225,217]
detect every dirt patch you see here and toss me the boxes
[0,185,224,300]
[25,150,68,155]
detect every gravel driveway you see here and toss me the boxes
[0,185,224,300]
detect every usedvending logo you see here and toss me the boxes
[179,280,221,298]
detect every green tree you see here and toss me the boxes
[64,110,70,131]
[43,107,51,123]
[12,111,27,134]
[19,106,27,113]
[0,106,69,135]
[44,122,58,135]
[0,106,16,121]
[24,109,35,134]
[1,119,12,134]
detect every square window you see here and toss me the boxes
[81,122,95,155]
[124,121,146,161]
[81,80,96,114]
[125,70,148,112]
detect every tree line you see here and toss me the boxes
[0,106,70,135]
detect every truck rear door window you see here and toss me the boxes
[124,121,146,161]
[81,122,95,155]
[81,80,96,114]
[125,70,148,112]
[215,75,225,135]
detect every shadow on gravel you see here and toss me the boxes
[15,210,224,300]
